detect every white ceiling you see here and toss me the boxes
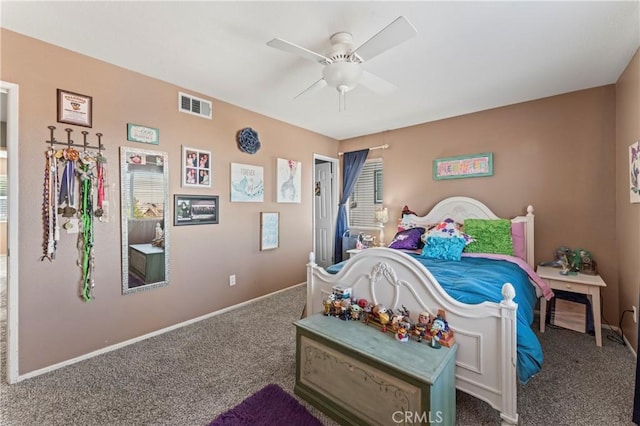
[2,1,639,140]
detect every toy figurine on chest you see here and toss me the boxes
[422,309,455,348]
[362,303,392,332]
[395,326,410,342]
[412,311,430,342]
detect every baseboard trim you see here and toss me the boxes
[14,283,306,383]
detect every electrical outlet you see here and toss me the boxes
[633,306,637,323]
[229,275,236,286]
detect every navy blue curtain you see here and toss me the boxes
[333,149,369,263]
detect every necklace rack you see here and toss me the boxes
[42,125,107,302]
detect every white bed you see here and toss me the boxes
[305,196,537,425]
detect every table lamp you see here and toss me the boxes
[374,207,389,246]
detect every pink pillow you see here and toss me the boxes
[511,221,526,261]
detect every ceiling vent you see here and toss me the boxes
[178,92,212,119]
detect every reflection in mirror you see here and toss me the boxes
[120,147,170,294]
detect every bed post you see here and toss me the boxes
[500,282,518,425]
[303,252,317,319]
[525,205,535,269]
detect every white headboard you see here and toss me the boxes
[400,196,535,268]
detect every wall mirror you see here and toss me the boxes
[120,146,170,294]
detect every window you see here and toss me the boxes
[125,167,165,220]
[349,159,383,227]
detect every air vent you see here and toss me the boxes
[178,92,212,119]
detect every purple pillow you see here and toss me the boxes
[511,221,526,261]
[388,227,426,250]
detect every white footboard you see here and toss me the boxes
[306,248,519,425]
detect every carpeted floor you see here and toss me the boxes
[0,283,637,425]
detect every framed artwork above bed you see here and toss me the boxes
[433,152,493,180]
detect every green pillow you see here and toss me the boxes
[463,218,514,255]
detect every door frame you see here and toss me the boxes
[312,154,339,264]
[1,81,19,383]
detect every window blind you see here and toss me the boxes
[349,159,383,227]
[128,172,165,219]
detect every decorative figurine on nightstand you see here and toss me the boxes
[558,254,572,276]
[578,249,598,275]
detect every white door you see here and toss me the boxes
[1,82,19,383]
[314,161,334,268]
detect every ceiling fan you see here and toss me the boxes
[266,16,417,110]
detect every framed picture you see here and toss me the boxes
[276,158,302,203]
[57,89,92,127]
[127,123,159,145]
[230,163,264,202]
[433,152,493,180]
[174,195,219,226]
[630,141,640,203]
[182,146,212,188]
[260,212,279,250]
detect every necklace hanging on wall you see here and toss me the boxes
[40,147,60,261]
[77,154,96,301]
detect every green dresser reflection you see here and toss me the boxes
[129,243,165,284]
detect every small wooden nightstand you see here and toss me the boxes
[536,265,607,347]
[346,248,364,258]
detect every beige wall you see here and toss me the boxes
[1,30,338,374]
[339,85,619,324]
[616,48,640,349]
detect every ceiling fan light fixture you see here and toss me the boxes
[322,61,363,93]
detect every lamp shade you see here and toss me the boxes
[375,207,389,224]
[322,61,363,93]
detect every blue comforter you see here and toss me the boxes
[327,255,542,384]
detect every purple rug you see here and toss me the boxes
[208,384,323,426]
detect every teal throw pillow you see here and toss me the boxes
[421,236,466,261]
[463,218,514,255]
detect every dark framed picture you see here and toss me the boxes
[57,89,92,127]
[174,195,219,226]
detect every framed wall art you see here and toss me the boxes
[174,194,219,226]
[230,163,264,202]
[433,152,493,180]
[630,141,640,203]
[277,158,302,203]
[260,212,279,250]
[182,145,212,188]
[57,89,92,127]
[127,123,159,145]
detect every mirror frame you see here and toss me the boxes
[120,146,170,294]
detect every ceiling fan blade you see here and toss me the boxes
[352,16,417,62]
[359,70,397,95]
[294,78,327,100]
[266,38,331,64]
